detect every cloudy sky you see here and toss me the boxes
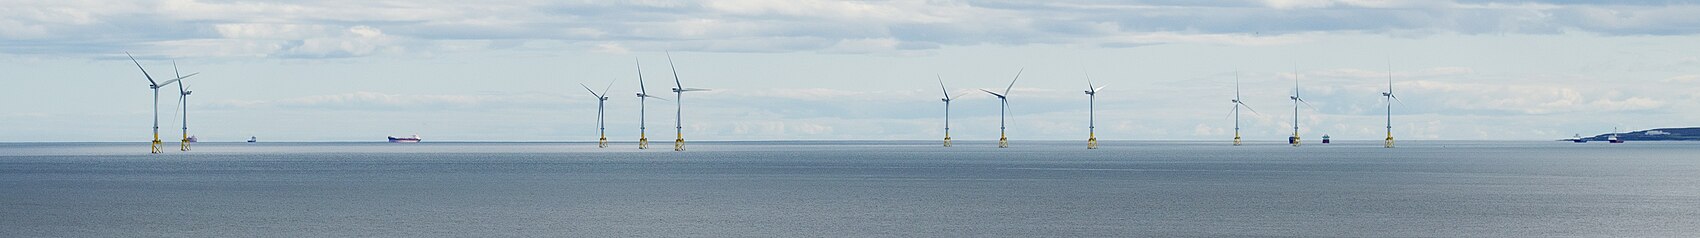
[3,0,1698,142]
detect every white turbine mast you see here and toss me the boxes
[1383,59,1402,148]
[1288,68,1314,147]
[979,68,1023,148]
[1231,72,1258,146]
[635,58,668,149]
[172,61,197,151]
[937,75,965,147]
[1084,71,1105,149]
[667,52,710,151]
[581,76,616,148]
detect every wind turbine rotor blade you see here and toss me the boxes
[980,89,1003,97]
[602,78,618,96]
[666,51,682,88]
[1240,102,1260,115]
[159,72,197,89]
[937,75,950,99]
[127,52,157,86]
[1298,98,1317,110]
[155,74,192,88]
[1004,68,1024,95]
[172,61,180,79]
[636,58,648,94]
[581,83,601,98]
[1094,84,1107,93]
[1085,72,1094,90]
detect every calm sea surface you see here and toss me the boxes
[2,141,1697,237]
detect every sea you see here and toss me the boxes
[2,141,1697,237]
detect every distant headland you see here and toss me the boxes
[1579,127,1700,141]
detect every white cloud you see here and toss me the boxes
[8,0,1700,58]
[1666,74,1700,82]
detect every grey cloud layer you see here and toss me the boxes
[4,0,1697,58]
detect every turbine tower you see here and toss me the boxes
[1230,72,1258,146]
[667,52,710,151]
[1382,62,1401,148]
[580,78,616,148]
[127,52,197,154]
[1083,72,1105,149]
[980,68,1023,148]
[937,75,964,147]
[1288,68,1312,147]
[635,59,667,149]
[173,61,195,151]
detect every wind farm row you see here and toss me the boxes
[126,53,1408,153]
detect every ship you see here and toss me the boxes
[1608,128,1624,144]
[1568,134,1587,143]
[247,136,257,143]
[186,136,198,143]
[388,134,422,143]
[1320,134,1331,144]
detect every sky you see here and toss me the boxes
[2,0,1698,142]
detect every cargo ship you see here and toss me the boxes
[388,135,421,143]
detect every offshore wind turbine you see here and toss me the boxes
[1083,72,1105,149]
[172,61,195,151]
[937,75,965,147]
[634,59,667,149]
[667,52,710,151]
[1288,68,1313,147]
[980,68,1023,148]
[1382,62,1402,148]
[580,78,616,148]
[127,52,197,154]
[1230,72,1258,146]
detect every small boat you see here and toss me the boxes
[388,134,422,143]
[1568,134,1587,143]
[1320,134,1331,144]
[186,136,198,143]
[247,136,257,143]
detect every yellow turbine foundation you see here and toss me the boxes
[1087,133,1097,149]
[151,134,162,154]
[674,133,685,151]
[639,134,649,149]
[598,134,608,148]
[1290,133,1302,147]
[1233,132,1242,146]
[180,136,190,151]
[1385,133,1395,148]
[943,133,952,147]
[998,132,1009,148]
